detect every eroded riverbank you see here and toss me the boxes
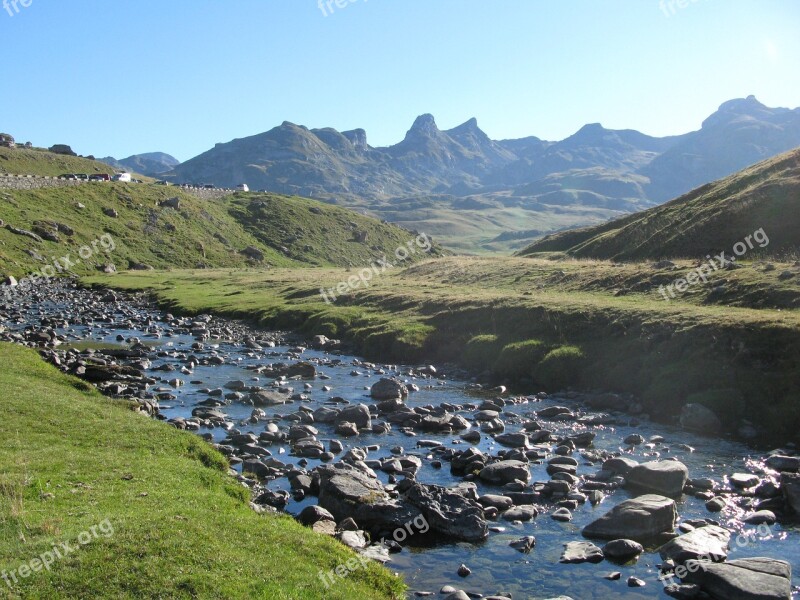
[1,279,798,600]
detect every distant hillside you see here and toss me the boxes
[0,146,117,177]
[518,147,800,261]
[160,97,800,253]
[100,152,180,177]
[0,184,442,278]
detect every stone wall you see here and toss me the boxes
[0,175,236,200]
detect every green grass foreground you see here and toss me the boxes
[86,255,800,441]
[0,343,404,600]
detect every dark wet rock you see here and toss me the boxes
[680,403,722,435]
[460,430,481,443]
[624,434,645,445]
[603,539,644,561]
[479,460,531,485]
[501,505,538,522]
[583,494,677,542]
[766,455,800,473]
[494,432,530,448]
[730,473,760,489]
[509,535,536,553]
[781,472,800,514]
[335,421,359,437]
[625,460,689,496]
[316,463,422,533]
[628,577,646,588]
[664,583,702,599]
[336,403,372,430]
[537,406,573,419]
[659,525,731,564]
[681,557,792,600]
[370,377,408,400]
[560,541,604,564]
[602,456,639,476]
[297,505,334,526]
[457,564,471,577]
[706,497,726,512]
[403,483,489,542]
[743,510,776,525]
[250,390,289,406]
[551,507,573,522]
[478,495,514,511]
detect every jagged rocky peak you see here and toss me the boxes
[702,95,778,128]
[408,114,440,137]
[343,128,368,151]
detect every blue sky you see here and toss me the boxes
[2,1,799,161]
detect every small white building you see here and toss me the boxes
[236,183,249,192]
[112,172,132,182]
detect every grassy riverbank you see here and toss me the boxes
[86,255,800,441]
[0,343,404,600]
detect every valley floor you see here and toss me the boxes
[87,255,800,443]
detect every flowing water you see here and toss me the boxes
[4,284,798,599]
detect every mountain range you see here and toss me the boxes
[100,152,180,177]
[154,96,800,252]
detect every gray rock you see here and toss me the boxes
[743,510,776,525]
[403,481,488,542]
[603,456,639,475]
[479,460,531,485]
[730,473,760,489]
[370,377,409,399]
[509,535,536,553]
[297,505,334,526]
[766,455,800,473]
[781,472,800,513]
[583,494,677,542]
[603,539,644,561]
[681,557,791,600]
[336,403,372,429]
[680,403,722,435]
[560,541,604,564]
[706,497,726,512]
[625,460,689,496]
[501,505,538,522]
[659,525,731,564]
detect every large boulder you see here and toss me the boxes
[681,557,791,600]
[316,463,421,533]
[335,404,372,430]
[680,403,723,435]
[479,460,531,485]
[402,482,488,542]
[370,378,409,400]
[625,460,688,496]
[780,472,800,514]
[582,494,677,542]
[659,525,731,564]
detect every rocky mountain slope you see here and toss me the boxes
[519,147,800,261]
[163,97,800,252]
[100,152,180,177]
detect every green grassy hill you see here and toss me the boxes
[0,343,403,599]
[518,147,800,260]
[0,184,442,278]
[0,146,120,178]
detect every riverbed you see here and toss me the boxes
[1,280,797,600]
